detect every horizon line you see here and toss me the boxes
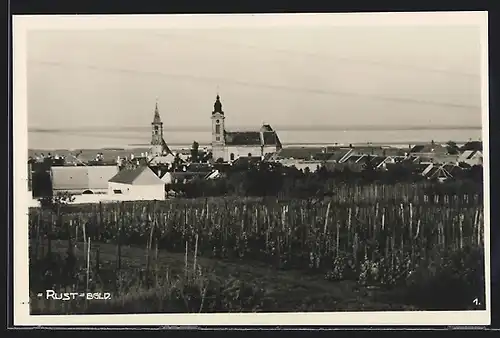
[28,124,483,133]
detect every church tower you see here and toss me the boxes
[211,94,226,162]
[150,100,164,157]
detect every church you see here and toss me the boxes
[210,94,282,163]
[147,101,175,166]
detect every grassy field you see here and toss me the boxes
[29,191,486,314]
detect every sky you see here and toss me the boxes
[26,14,483,135]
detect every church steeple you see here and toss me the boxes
[153,99,162,124]
[211,93,226,162]
[150,99,165,157]
[213,94,224,115]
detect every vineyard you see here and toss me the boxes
[28,185,486,314]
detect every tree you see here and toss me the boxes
[173,153,183,171]
[190,141,200,163]
[446,141,460,155]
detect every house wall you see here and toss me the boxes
[212,145,226,162]
[161,173,173,185]
[224,145,262,162]
[108,182,165,200]
[53,188,109,195]
[262,145,278,158]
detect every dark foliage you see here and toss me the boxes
[172,161,483,199]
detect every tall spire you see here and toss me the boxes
[153,98,162,124]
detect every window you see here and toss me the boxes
[216,136,220,141]
[230,153,235,161]
[215,124,221,134]
[113,189,122,194]
[248,153,252,157]
[82,190,94,194]
[216,119,220,123]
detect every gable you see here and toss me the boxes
[262,131,280,146]
[133,167,165,185]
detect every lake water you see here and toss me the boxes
[28,127,483,151]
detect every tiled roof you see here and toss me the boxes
[109,165,164,185]
[225,131,261,146]
[232,156,261,168]
[352,147,384,156]
[461,141,482,151]
[344,155,363,163]
[51,167,88,191]
[410,145,425,153]
[327,148,354,163]
[425,165,452,179]
[442,164,463,176]
[432,154,459,164]
[418,157,434,163]
[186,163,213,173]
[166,172,205,180]
[51,165,119,192]
[410,143,447,154]
[205,170,223,180]
[313,152,334,161]
[401,156,419,164]
[87,166,120,189]
[415,163,432,172]
[370,156,387,168]
[148,154,176,165]
[276,147,323,160]
[380,147,407,157]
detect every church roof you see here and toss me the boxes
[224,131,261,146]
[224,130,282,147]
[161,139,173,154]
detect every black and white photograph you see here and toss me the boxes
[14,12,490,326]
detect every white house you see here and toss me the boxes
[108,165,165,200]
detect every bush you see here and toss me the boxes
[400,246,486,310]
